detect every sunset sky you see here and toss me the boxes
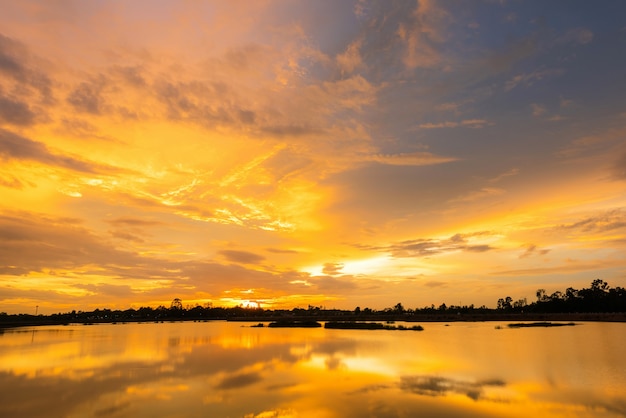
[1,1,625,314]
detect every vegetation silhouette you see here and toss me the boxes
[495,279,626,314]
[325,322,424,331]
[1,279,625,328]
[268,320,321,328]
[506,322,576,328]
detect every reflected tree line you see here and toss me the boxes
[1,279,625,325]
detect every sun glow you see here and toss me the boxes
[302,256,392,277]
[340,256,393,276]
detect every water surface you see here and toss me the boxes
[1,321,625,417]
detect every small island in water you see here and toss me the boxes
[267,320,322,328]
[506,322,577,328]
[263,321,425,330]
[325,321,424,331]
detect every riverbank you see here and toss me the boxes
[227,312,626,323]
[2,312,625,329]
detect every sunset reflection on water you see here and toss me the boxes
[1,321,625,417]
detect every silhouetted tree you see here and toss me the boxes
[497,296,513,310]
[513,298,527,309]
[536,288,546,302]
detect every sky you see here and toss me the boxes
[1,0,626,314]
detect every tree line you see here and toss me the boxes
[1,279,625,325]
[496,279,626,313]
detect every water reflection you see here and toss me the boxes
[399,375,507,400]
[0,321,625,417]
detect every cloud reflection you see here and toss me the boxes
[399,375,506,401]
[1,322,626,417]
[216,371,263,390]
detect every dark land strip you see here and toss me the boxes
[2,312,625,330]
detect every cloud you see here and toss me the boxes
[0,33,24,75]
[557,126,626,159]
[265,248,300,254]
[220,43,275,74]
[0,210,317,305]
[0,128,94,172]
[340,0,456,84]
[2,26,380,200]
[0,93,36,125]
[105,217,161,244]
[1,210,160,280]
[368,232,496,258]
[488,168,519,183]
[109,230,145,243]
[336,39,363,75]
[106,217,164,227]
[555,209,626,234]
[0,173,32,189]
[491,262,614,277]
[449,187,505,203]
[367,151,457,166]
[309,275,358,292]
[505,68,564,91]
[138,57,374,142]
[611,151,626,180]
[0,33,53,102]
[56,118,112,142]
[557,28,594,46]
[417,119,492,129]
[434,99,474,114]
[485,36,536,72]
[73,283,136,298]
[110,65,147,87]
[322,262,344,275]
[0,128,129,175]
[418,121,458,129]
[153,79,237,125]
[397,0,450,69]
[67,79,107,115]
[531,103,547,117]
[219,250,266,265]
[423,280,448,288]
[0,211,138,275]
[519,244,550,259]
[260,124,324,138]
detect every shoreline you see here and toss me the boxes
[227,312,626,323]
[2,312,626,330]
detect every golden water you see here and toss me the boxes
[1,321,625,417]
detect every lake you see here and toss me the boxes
[1,321,625,417]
